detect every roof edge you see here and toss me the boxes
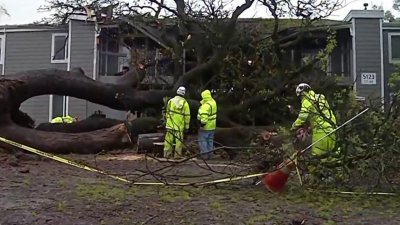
[344,10,384,22]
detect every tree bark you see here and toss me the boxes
[0,123,131,154]
[0,68,169,154]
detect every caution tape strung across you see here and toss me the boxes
[0,136,267,186]
[0,136,132,183]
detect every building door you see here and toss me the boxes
[50,95,68,121]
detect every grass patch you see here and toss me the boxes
[210,201,224,213]
[57,201,67,212]
[22,177,31,186]
[246,214,275,225]
[158,187,192,203]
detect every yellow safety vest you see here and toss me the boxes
[51,116,75,124]
[293,90,336,132]
[165,96,190,131]
[197,90,217,130]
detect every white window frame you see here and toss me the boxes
[99,35,122,76]
[0,35,5,65]
[51,33,68,63]
[388,32,400,64]
[48,95,68,122]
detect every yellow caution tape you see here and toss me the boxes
[0,136,268,186]
[0,136,132,183]
[308,189,397,196]
[196,172,268,186]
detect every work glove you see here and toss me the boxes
[197,120,206,129]
[295,127,309,142]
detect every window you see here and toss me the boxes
[98,35,121,76]
[49,95,68,122]
[52,95,68,117]
[389,33,400,64]
[0,35,4,65]
[51,33,68,63]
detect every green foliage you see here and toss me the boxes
[213,22,341,125]
[388,64,400,91]
[317,30,337,72]
[307,67,400,191]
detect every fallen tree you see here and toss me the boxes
[0,0,345,155]
[0,68,164,154]
[0,0,257,154]
[4,65,238,154]
[0,66,253,154]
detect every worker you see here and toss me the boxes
[290,83,339,162]
[197,89,217,160]
[50,115,77,124]
[163,86,191,159]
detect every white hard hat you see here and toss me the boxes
[295,83,311,96]
[176,86,186,96]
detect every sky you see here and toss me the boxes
[0,0,397,25]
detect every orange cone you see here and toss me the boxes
[262,159,295,193]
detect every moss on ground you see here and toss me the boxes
[72,179,400,224]
[158,187,192,203]
[75,182,139,201]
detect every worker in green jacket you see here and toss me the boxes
[50,115,77,124]
[291,83,338,162]
[163,86,191,159]
[197,90,217,160]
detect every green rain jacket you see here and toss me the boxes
[197,90,217,130]
[292,90,336,131]
[165,95,190,131]
[292,90,337,156]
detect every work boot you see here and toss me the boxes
[163,150,173,159]
[174,154,185,160]
[197,152,208,160]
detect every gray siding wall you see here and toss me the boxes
[2,30,68,124]
[383,29,398,104]
[68,20,95,120]
[87,76,127,120]
[353,19,382,100]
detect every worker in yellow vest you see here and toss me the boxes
[197,90,217,160]
[163,86,191,159]
[51,115,77,124]
[291,83,339,162]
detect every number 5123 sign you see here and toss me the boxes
[361,73,376,85]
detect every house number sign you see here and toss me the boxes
[361,73,376,85]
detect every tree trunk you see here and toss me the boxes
[0,68,169,154]
[0,123,131,154]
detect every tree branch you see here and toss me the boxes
[174,0,254,88]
